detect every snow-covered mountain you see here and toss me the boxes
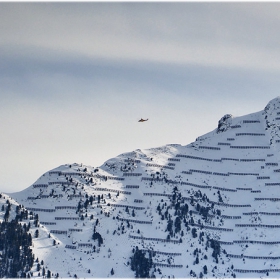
[4,97,280,278]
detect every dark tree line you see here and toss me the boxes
[0,220,34,277]
[130,247,154,278]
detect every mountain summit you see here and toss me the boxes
[3,97,280,278]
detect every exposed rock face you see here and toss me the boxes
[217,114,233,133]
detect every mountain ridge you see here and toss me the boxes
[3,97,280,278]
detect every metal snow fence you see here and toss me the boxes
[33,184,48,188]
[230,145,270,149]
[50,230,67,234]
[168,158,180,162]
[123,173,142,177]
[26,207,55,212]
[199,146,221,150]
[109,204,145,210]
[243,120,260,123]
[125,185,139,188]
[218,142,231,146]
[65,245,76,249]
[55,206,77,210]
[146,163,174,170]
[236,133,265,136]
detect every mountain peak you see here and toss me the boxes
[3,97,280,278]
[264,96,280,112]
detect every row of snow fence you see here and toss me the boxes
[259,212,280,215]
[95,187,131,195]
[209,201,251,207]
[266,162,278,166]
[78,243,92,247]
[129,234,181,244]
[181,182,211,189]
[50,230,67,234]
[272,167,280,173]
[235,224,280,228]
[134,199,143,203]
[69,195,83,198]
[141,249,181,256]
[214,240,234,245]
[55,206,77,209]
[176,154,215,162]
[124,159,141,163]
[199,146,221,150]
[65,245,76,249]
[168,158,180,162]
[55,217,79,220]
[257,176,270,179]
[61,172,83,176]
[242,212,259,215]
[182,171,192,174]
[109,204,145,210]
[26,207,55,212]
[228,172,259,176]
[141,177,163,182]
[190,211,241,220]
[33,184,48,188]
[255,198,280,201]
[220,215,241,219]
[190,223,233,232]
[251,190,261,193]
[49,181,73,185]
[93,174,108,181]
[106,176,125,181]
[212,172,229,176]
[236,133,265,136]
[213,186,236,192]
[243,212,280,216]
[143,193,172,197]
[68,228,82,232]
[230,145,270,149]
[40,222,56,225]
[234,268,280,273]
[189,169,212,175]
[228,254,280,260]
[153,263,183,268]
[218,142,231,146]
[123,173,142,177]
[236,187,252,190]
[265,182,280,186]
[243,120,260,123]
[118,218,152,224]
[227,138,235,140]
[49,171,62,175]
[221,157,239,161]
[166,179,180,184]
[125,185,139,188]
[240,158,265,161]
[146,163,174,170]
[233,240,280,244]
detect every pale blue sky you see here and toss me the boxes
[1,2,280,192]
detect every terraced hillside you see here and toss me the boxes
[4,97,280,278]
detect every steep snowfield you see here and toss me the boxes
[3,97,280,278]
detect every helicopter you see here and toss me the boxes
[138,118,149,122]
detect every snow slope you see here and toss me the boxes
[4,97,280,278]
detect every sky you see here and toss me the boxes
[1,2,280,193]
